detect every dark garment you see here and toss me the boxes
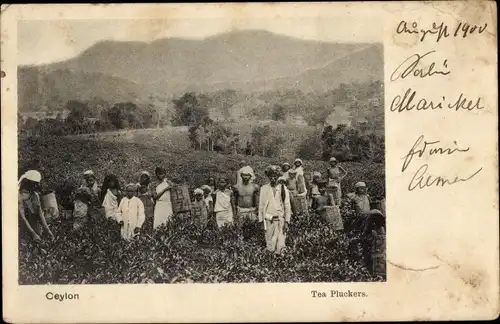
[138,184,155,234]
[19,193,44,241]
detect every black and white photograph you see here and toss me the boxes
[17,16,385,285]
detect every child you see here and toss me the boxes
[192,188,209,228]
[212,177,236,228]
[201,185,213,214]
[81,170,101,207]
[313,180,343,230]
[116,184,145,241]
[312,180,335,212]
[73,187,92,231]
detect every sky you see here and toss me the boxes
[18,17,382,65]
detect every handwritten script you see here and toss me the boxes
[401,135,482,191]
[393,19,487,191]
[396,20,488,43]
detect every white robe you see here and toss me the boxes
[116,196,145,241]
[214,190,234,228]
[258,184,292,254]
[102,189,119,220]
[154,180,173,229]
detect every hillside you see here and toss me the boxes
[18,67,146,112]
[18,31,383,112]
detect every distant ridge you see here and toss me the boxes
[18,30,382,112]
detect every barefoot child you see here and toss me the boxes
[313,180,343,230]
[212,177,236,228]
[116,184,145,241]
[192,188,209,228]
[312,180,335,213]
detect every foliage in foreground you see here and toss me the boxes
[19,211,382,284]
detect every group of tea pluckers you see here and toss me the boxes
[19,157,385,274]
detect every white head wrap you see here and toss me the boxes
[83,170,95,177]
[355,181,366,188]
[294,158,303,165]
[239,166,254,175]
[194,188,204,195]
[140,171,150,177]
[18,170,42,187]
[329,157,337,163]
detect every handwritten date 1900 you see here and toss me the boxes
[396,21,488,43]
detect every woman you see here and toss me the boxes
[326,157,348,206]
[153,167,174,229]
[101,174,122,220]
[258,165,292,254]
[137,171,155,234]
[212,177,236,228]
[293,158,305,177]
[18,170,55,243]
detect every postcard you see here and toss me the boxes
[1,2,498,322]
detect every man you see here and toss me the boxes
[236,160,255,187]
[233,166,260,240]
[258,165,292,254]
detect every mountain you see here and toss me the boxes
[18,30,383,112]
[18,67,146,112]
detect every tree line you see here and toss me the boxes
[18,81,384,163]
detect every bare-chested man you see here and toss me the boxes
[233,166,260,239]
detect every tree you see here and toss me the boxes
[271,104,287,122]
[65,100,90,131]
[141,104,157,128]
[105,102,142,130]
[297,129,323,160]
[171,92,209,126]
[251,125,271,156]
